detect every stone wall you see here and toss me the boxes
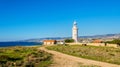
[66,43,118,48]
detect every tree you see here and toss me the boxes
[65,39,74,43]
[106,39,120,47]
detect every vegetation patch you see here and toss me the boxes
[0,46,52,67]
[65,39,74,43]
[46,45,120,65]
[106,39,120,47]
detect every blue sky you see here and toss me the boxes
[0,0,120,41]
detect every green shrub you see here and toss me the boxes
[65,39,74,43]
[0,46,53,67]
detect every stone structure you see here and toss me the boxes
[43,40,56,45]
[43,40,65,45]
[72,21,78,43]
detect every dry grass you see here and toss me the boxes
[46,45,120,65]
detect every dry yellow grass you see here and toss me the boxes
[39,46,120,67]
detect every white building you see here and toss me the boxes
[72,21,78,43]
[56,40,65,44]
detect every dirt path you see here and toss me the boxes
[39,47,120,67]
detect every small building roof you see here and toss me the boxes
[43,40,56,42]
[93,39,102,43]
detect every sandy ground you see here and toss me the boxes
[39,47,120,67]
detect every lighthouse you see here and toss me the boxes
[72,21,78,43]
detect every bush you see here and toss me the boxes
[106,39,120,44]
[106,39,120,47]
[65,39,74,43]
[0,46,53,67]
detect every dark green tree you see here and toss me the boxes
[65,39,74,43]
[106,39,120,47]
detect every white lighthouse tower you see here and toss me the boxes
[72,21,78,43]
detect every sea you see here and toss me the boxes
[0,42,42,47]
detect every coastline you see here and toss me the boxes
[0,41,42,48]
[0,44,42,48]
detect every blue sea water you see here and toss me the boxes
[0,42,42,47]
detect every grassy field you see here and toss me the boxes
[46,45,120,65]
[0,46,52,67]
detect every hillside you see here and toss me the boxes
[22,33,120,42]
